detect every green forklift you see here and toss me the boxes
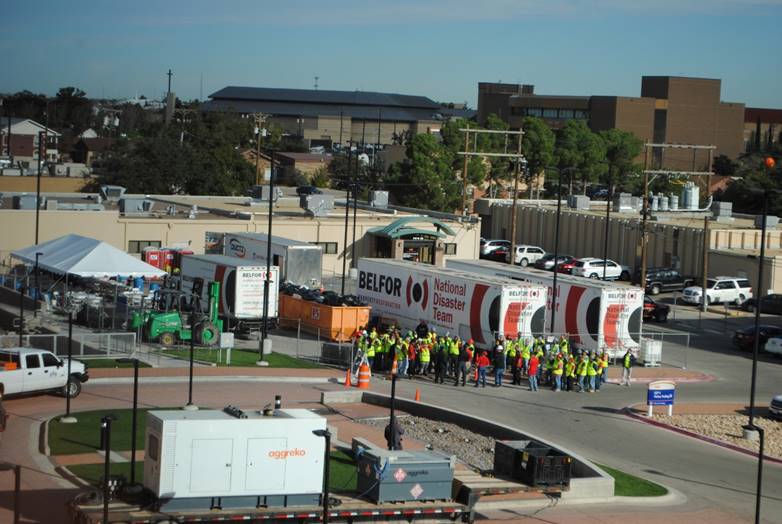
[132,279,223,347]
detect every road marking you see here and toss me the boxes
[704,329,723,335]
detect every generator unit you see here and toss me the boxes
[357,449,455,503]
[143,408,326,511]
[493,440,571,488]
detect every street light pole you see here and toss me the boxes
[312,429,332,524]
[550,168,563,334]
[184,322,197,410]
[603,173,612,280]
[33,252,42,318]
[60,311,78,423]
[101,414,117,524]
[341,153,350,295]
[35,130,44,245]
[258,149,275,365]
[508,134,523,266]
[18,285,25,346]
[117,358,140,486]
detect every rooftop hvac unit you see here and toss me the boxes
[567,195,590,210]
[249,185,281,202]
[299,194,334,217]
[100,185,126,201]
[119,197,154,214]
[13,195,41,210]
[370,190,389,209]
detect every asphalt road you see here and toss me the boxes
[364,300,782,523]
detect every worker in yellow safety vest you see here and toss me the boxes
[576,354,589,392]
[586,352,598,392]
[552,354,564,391]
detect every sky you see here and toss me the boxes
[1,0,781,108]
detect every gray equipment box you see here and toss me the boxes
[357,449,455,503]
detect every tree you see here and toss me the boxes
[386,133,460,211]
[713,154,737,176]
[600,128,642,192]
[521,117,555,197]
[440,117,487,189]
[554,120,607,194]
[99,113,255,195]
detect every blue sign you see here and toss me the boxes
[647,389,675,406]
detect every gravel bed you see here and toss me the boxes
[359,416,496,471]
[652,413,782,459]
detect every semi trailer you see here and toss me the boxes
[180,254,280,334]
[357,258,548,347]
[446,259,643,356]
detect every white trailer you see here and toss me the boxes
[179,254,280,333]
[144,409,326,511]
[446,259,643,356]
[357,259,547,348]
[221,232,323,288]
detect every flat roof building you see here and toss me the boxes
[478,76,746,169]
[202,86,468,149]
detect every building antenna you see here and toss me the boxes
[167,69,173,96]
[314,76,319,90]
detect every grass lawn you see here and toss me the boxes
[68,462,144,487]
[49,408,158,455]
[160,348,320,368]
[597,464,668,497]
[68,450,355,493]
[81,359,153,369]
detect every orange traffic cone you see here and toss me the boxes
[344,367,352,388]
[357,363,371,389]
[414,388,421,402]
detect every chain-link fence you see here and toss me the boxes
[0,332,138,359]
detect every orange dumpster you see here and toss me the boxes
[279,294,371,342]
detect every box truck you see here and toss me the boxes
[180,254,279,333]
[446,259,643,356]
[220,232,323,288]
[357,259,547,348]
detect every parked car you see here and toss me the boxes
[534,254,575,271]
[296,185,323,196]
[683,277,753,306]
[763,337,782,356]
[634,267,695,295]
[480,239,511,258]
[643,296,670,322]
[556,258,578,274]
[742,294,782,315]
[0,348,88,398]
[506,245,546,266]
[570,258,631,281]
[732,325,782,352]
[770,394,782,420]
[485,246,510,262]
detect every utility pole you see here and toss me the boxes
[702,215,710,313]
[508,133,523,266]
[461,125,469,215]
[167,69,173,96]
[640,169,649,288]
[253,113,268,186]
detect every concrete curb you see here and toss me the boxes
[474,483,685,512]
[605,373,716,384]
[88,376,336,385]
[624,407,782,466]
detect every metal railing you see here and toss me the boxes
[0,332,138,359]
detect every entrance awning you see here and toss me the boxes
[368,216,456,239]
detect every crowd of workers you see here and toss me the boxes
[353,322,635,392]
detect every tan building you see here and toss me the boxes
[478,76,746,168]
[476,198,782,295]
[202,86,472,149]
[0,192,481,279]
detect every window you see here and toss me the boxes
[542,109,558,118]
[527,108,543,117]
[148,434,160,461]
[42,353,60,367]
[558,109,575,119]
[574,110,588,119]
[444,243,457,255]
[25,355,41,369]
[311,242,338,254]
[128,240,161,254]
[715,281,735,290]
[606,261,617,268]
[737,279,751,289]
[0,353,20,366]
[531,248,545,254]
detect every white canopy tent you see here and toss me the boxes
[11,234,167,279]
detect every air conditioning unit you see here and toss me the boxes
[299,194,334,217]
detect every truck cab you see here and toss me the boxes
[0,348,89,398]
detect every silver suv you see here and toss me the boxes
[682,276,753,306]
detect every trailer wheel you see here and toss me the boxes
[158,332,176,346]
[196,322,220,347]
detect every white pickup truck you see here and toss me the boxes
[0,347,89,398]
